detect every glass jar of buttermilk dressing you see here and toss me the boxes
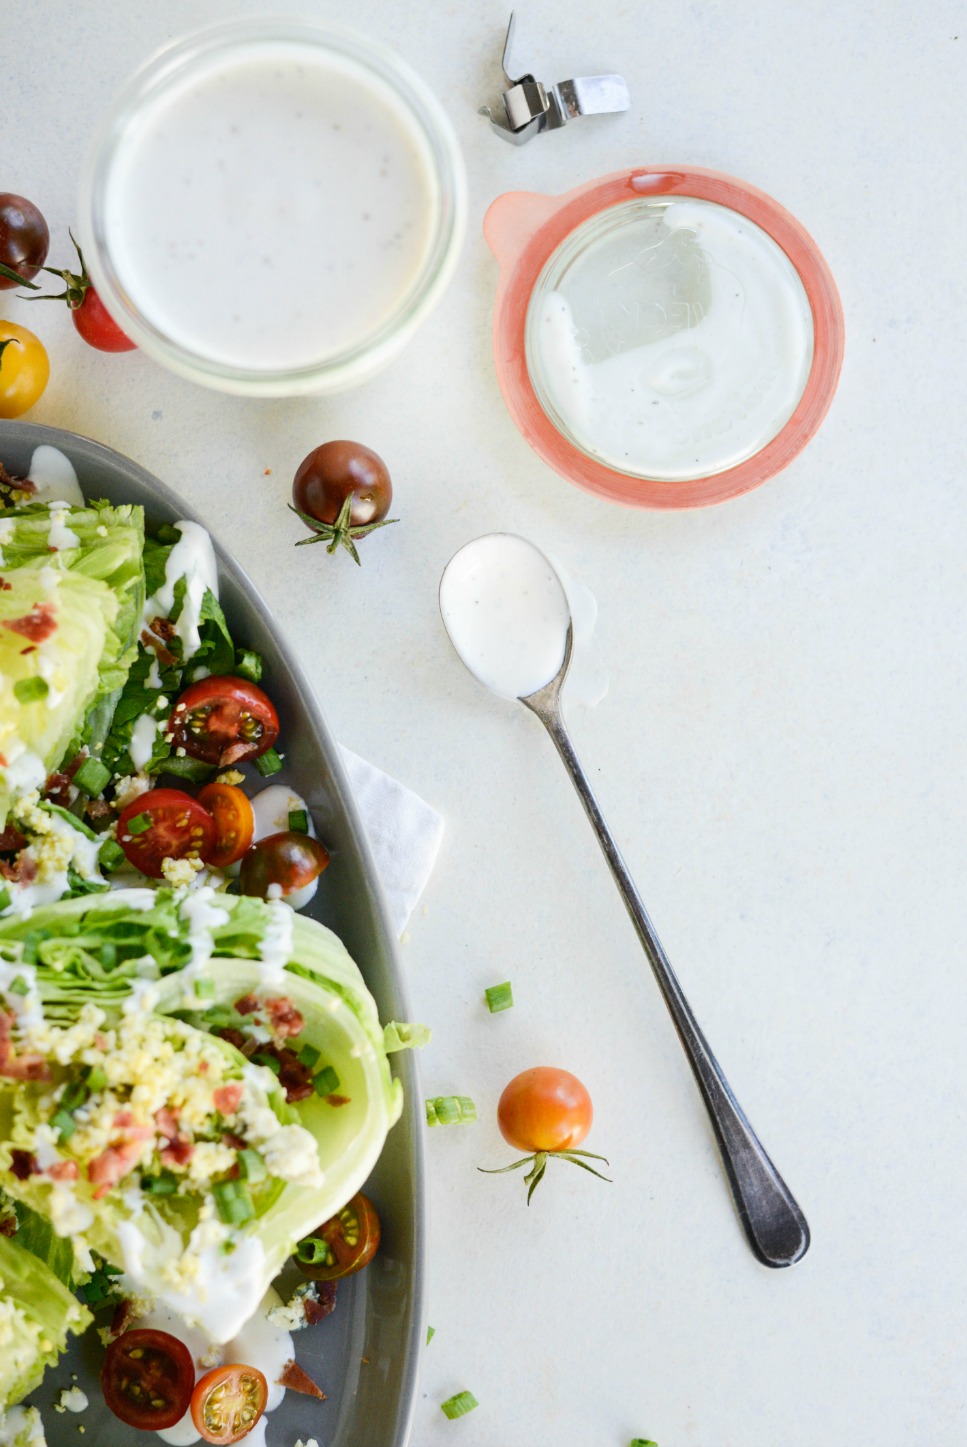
[79,18,466,395]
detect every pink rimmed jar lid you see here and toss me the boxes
[484,167,844,509]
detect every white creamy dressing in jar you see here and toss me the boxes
[100,40,438,370]
[440,534,573,700]
[530,198,814,481]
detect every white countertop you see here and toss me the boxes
[4,2,965,1443]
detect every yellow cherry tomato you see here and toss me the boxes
[0,320,49,417]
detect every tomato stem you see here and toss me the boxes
[478,1147,612,1204]
[289,496,398,565]
[0,260,40,289]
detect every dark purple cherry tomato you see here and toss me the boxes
[239,831,329,899]
[169,677,280,769]
[0,195,49,288]
[290,441,396,563]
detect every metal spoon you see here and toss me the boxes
[439,534,809,1268]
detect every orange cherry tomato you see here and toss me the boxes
[497,1067,593,1154]
[196,782,255,868]
[190,1363,267,1444]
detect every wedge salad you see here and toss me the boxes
[0,447,407,1444]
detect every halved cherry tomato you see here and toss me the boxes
[169,677,280,769]
[295,1191,381,1281]
[197,782,255,867]
[117,787,216,879]
[497,1067,593,1153]
[190,1363,268,1444]
[238,830,329,900]
[102,1328,195,1431]
[0,322,49,418]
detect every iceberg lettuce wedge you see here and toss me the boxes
[0,1232,90,1410]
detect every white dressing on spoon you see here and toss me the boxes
[440,534,572,701]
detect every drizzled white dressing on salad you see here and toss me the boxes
[25,445,84,507]
[142,521,219,662]
[249,784,320,914]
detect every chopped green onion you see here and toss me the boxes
[484,981,514,1013]
[629,1440,660,1446]
[21,932,42,966]
[236,1149,267,1184]
[125,811,152,837]
[0,885,9,912]
[160,755,215,783]
[287,808,309,834]
[51,1109,76,1143]
[255,746,283,777]
[7,975,29,997]
[234,649,263,684]
[13,676,48,704]
[97,839,126,873]
[426,1326,435,1345]
[72,757,111,796]
[297,1043,321,1070]
[141,1172,178,1197]
[440,1391,478,1420]
[425,1096,476,1127]
[295,1236,329,1266]
[383,1020,432,1053]
[194,977,216,999]
[201,1004,237,1029]
[84,1065,108,1093]
[60,1079,88,1112]
[213,1179,255,1226]
[313,1065,340,1096]
[253,1053,281,1076]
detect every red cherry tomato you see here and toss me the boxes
[169,677,280,769]
[238,830,329,900]
[294,1191,381,1281]
[117,787,216,879]
[101,1328,195,1431]
[497,1067,593,1154]
[196,782,255,867]
[190,1363,268,1444]
[72,285,136,351]
[0,194,49,288]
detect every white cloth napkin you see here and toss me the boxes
[337,745,444,937]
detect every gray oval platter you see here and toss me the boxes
[0,419,426,1447]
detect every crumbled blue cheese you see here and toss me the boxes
[53,1388,87,1414]
[266,1281,321,1332]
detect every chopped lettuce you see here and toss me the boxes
[0,1232,90,1409]
[0,888,402,1343]
[0,1404,48,1446]
[0,500,144,824]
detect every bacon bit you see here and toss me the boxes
[0,753,6,767]
[221,1132,246,1151]
[10,1149,39,1180]
[154,1106,180,1139]
[213,1083,243,1115]
[47,1160,79,1181]
[0,850,37,886]
[85,797,113,820]
[277,1361,326,1401]
[2,602,56,642]
[110,1299,135,1340]
[0,464,35,499]
[94,1032,109,1051]
[198,1059,210,1074]
[326,1095,351,1108]
[161,1137,194,1169]
[303,1282,338,1324]
[258,1044,314,1103]
[88,1126,152,1196]
[43,772,73,807]
[0,578,10,591]
[0,1010,50,1081]
[0,825,27,853]
[19,645,35,655]
[234,993,260,1016]
[215,1027,259,1058]
[265,997,305,1040]
[218,741,252,768]
[113,1109,135,1129]
[140,622,178,669]
[150,615,177,642]
[0,1212,17,1237]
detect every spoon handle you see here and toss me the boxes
[525,695,810,1268]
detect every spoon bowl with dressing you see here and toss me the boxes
[440,533,810,1268]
